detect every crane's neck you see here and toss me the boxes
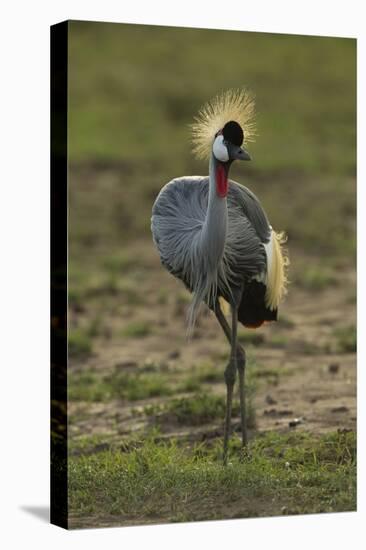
[200,154,229,271]
[186,153,230,332]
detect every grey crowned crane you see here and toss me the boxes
[151,89,289,464]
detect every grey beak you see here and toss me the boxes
[226,141,252,161]
[236,146,251,161]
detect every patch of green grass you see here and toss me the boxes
[253,365,293,386]
[184,359,258,427]
[296,340,331,356]
[196,366,223,383]
[278,314,295,329]
[69,366,172,402]
[142,403,165,417]
[334,324,356,353]
[175,291,191,305]
[68,287,84,310]
[166,393,234,425]
[68,430,150,457]
[238,331,265,345]
[122,321,152,338]
[106,370,172,401]
[87,317,103,338]
[175,360,257,426]
[101,252,139,274]
[68,430,356,527]
[177,378,203,393]
[68,370,108,401]
[179,362,223,392]
[139,358,163,373]
[267,334,288,349]
[179,359,257,395]
[69,434,112,456]
[68,317,106,358]
[156,289,168,305]
[295,266,338,291]
[163,389,256,430]
[68,266,89,308]
[118,281,143,305]
[68,329,93,358]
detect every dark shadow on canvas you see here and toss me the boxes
[20,506,49,523]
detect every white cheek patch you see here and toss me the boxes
[213,134,229,162]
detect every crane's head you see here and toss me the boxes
[191,88,256,162]
[212,120,251,163]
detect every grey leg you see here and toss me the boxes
[216,302,248,450]
[238,357,248,448]
[222,304,239,465]
[215,302,232,344]
[223,362,236,465]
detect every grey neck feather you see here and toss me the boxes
[187,153,229,333]
[200,154,228,270]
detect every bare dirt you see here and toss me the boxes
[69,242,356,451]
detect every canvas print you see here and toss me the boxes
[51,20,356,529]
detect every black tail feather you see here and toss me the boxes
[238,280,277,328]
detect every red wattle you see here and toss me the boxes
[216,164,228,198]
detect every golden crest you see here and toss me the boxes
[191,88,257,160]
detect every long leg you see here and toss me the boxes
[222,302,241,465]
[216,302,248,449]
[238,362,248,448]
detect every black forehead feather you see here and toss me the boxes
[222,120,244,146]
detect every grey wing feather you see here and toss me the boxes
[151,177,271,300]
[228,180,271,244]
[151,177,208,286]
[222,180,270,294]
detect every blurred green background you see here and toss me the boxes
[68,21,356,260]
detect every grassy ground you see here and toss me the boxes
[66,21,356,529]
[69,430,355,527]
